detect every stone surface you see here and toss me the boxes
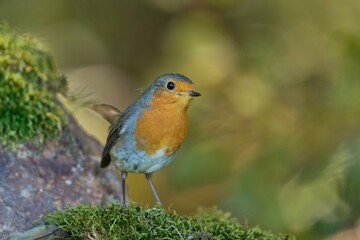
[0,111,122,239]
[11,224,69,240]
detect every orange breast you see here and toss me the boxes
[135,92,189,157]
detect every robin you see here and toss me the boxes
[97,73,201,207]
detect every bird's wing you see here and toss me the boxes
[90,103,123,168]
[101,118,122,168]
[97,100,144,168]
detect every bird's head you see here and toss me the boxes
[150,73,201,109]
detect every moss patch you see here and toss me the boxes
[45,203,295,240]
[0,23,67,148]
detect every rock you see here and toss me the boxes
[0,112,122,239]
[11,224,69,240]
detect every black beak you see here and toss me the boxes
[188,90,201,97]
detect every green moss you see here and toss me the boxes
[45,203,295,240]
[0,23,67,148]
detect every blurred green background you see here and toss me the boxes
[2,0,360,239]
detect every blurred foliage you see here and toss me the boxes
[0,23,66,149]
[2,0,360,238]
[45,203,294,239]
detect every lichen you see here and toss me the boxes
[0,23,67,148]
[45,203,295,240]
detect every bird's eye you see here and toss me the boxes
[166,81,175,90]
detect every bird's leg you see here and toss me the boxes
[121,171,128,207]
[145,173,162,205]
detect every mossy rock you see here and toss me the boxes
[0,23,67,148]
[44,203,295,240]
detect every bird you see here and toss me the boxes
[97,73,201,207]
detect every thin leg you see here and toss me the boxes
[145,173,162,205]
[121,171,128,207]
